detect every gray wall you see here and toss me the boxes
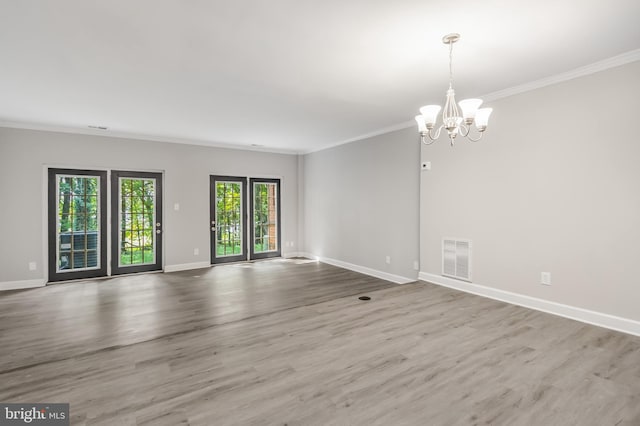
[421,60,640,321]
[303,127,421,281]
[3,60,638,325]
[0,128,299,283]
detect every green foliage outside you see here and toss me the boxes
[216,243,242,256]
[214,181,277,257]
[253,183,276,252]
[57,175,157,269]
[215,243,272,256]
[119,178,155,265]
[58,176,99,233]
[121,249,155,265]
[216,182,242,256]
[58,176,100,269]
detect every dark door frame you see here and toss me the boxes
[249,178,282,260]
[210,175,248,264]
[111,170,163,275]
[48,168,108,282]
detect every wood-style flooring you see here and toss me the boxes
[1,258,639,425]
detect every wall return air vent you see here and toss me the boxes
[442,238,472,282]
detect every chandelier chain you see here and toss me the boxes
[448,40,454,88]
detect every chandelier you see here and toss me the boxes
[415,33,492,146]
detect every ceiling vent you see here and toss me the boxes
[442,238,472,282]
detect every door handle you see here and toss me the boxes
[211,227,215,231]
[156,229,161,234]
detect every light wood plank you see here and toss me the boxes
[1,259,639,425]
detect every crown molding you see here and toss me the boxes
[481,48,640,102]
[303,120,415,155]
[3,50,638,156]
[0,120,301,156]
[307,49,640,153]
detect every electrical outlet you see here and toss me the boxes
[413,261,419,271]
[541,272,551,286]
[28,261,37,271]
[385,256,391,264]
[193,248,199,256]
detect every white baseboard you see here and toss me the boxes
[297,252,317,260]
[166,255,311,271]
[419,272,640,337]
[283,251,304,258]
[164,261,211,273]
[304,253,414,284]
[0,279,46,291]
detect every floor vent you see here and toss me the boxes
[442,238,472,282]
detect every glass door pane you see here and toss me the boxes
[111,171,163,275]
[48,169,107,282]
[210,176,247,264]
[250,178,281,260]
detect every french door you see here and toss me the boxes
[210,176,281,264]
[111,171,163,275]
[48,169,108,282]
[210,176,247,264]
[48,168,163,282]
[250,178,281,260]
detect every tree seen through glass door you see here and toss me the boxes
[57,176,100,270]
[253,182,278,253]
[119,178,155,265]
[216,182,243,256]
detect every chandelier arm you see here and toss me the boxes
[420,135,436,145]
[430,125,444,141]
[459,123,470,137]
[421,125,444,145]
[465,130,485,143]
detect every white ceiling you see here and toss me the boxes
[1,0,639,154]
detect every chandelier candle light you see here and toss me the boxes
[415,33,492,146]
